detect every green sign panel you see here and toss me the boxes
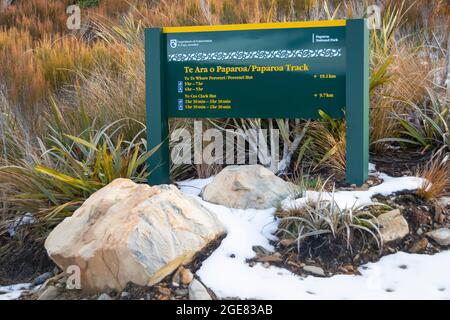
[145,19,369,185]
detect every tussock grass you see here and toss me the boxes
[277,187,383,257]
[308,112,346,179]
[0,118,159,237]
[0,0,449,273]
[416,152,450,201]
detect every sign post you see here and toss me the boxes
[145,27,170,184]
[145,19,369,186]
[345,19,369,185]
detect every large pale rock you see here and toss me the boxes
[202,165,297,209]
[45,179,224,292]
[376,209,409,243]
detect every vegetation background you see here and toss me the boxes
[0,0,448,282]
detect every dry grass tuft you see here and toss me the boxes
[308,116,346,178]
[416,152,450,201]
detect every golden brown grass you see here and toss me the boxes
[0,30,125,133]
[0,0,69,38]
[0,0,449,276]
[308,119,346,179]
[0,0,447,190]
[417,153,450,201]
[0,29,48,126]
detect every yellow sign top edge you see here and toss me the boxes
[162,20,346,33]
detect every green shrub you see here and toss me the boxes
[0,118,160,237]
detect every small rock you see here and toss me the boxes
[158,286,171,296]
[387,247,396,253]
[417,228,423,235]
[355,183,369,191]
[97,293,113,300]
[257,254,283,263]
[287,261,302,268]
[426,228,450,246]
[188,279,212,300]
[375,209,409,243]
[252,245,271,255]
[302,265,325,277]
[409,238,429,253]
[438,197,450,208]
[37,286,58,300]
[120,291,130,299]
[179,267,194,285]
[338,265,355,274]
[175,288,188,296]
[279,239,295,247]
[434,206,445,224]
[32,272,54,286]
[172,270,181,287]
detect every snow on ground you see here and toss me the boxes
[282,165,425,211]
[178,167,450,300]
[0,168,443,300]
[0,283,31,300]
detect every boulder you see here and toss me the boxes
[45,179,224,292]
[201,165,297,209]
[426,228,450,246]
[376,209,409,243]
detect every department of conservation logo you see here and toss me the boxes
[170,39,177,48]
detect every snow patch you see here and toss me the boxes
[283,170,425,211]
[178,168,449,300]
[0,283,31,300]
[177,177,214,197]
[8,213,36,237]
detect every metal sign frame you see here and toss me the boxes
[145,19,369,185]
